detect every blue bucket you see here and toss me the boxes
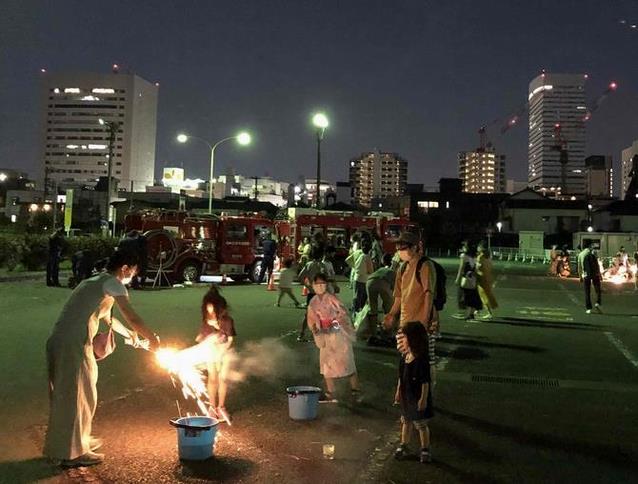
[286,386,321,420]
[169,416,219,460]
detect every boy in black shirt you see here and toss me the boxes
[393,321,433,463]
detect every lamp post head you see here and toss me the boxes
[496,221,503,232]
[176,134,189,143]
[587,226,594,233]
[0,173,7,182]
[312,113,329,129]
[236,132,251,146]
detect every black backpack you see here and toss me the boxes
[400,256,447,311]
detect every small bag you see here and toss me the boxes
[93,326,116,361]
[460,271,477,290]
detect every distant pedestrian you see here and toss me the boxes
[370,232,384,269]
[258,232,277,283]
[452,243,482,320]
[393,321,433,464]
[297,237,311,267]
[362,253,395,338]
[346,236,374,313]
[297,247,326,342]
[577,241,602,314]
[548,245,559,276]
[476,244,498,319]
[276,258,301,307]
[307,273,361,403]
[46,228,65,287]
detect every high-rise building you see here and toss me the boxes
[584,155,612,198]
[349,150,407,207]
[40,69,158,192]
[528,73,587,195]
[458,145,506,193]
[621,139,638,197]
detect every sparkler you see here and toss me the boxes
[154,337,232,425]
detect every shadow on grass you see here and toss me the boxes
[176,456,256,481]
[0,457,61,484]
[485,317,607,331]
[437,407,638,470]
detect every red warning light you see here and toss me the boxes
[609,81,618,90]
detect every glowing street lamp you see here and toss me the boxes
[312,112,329,209]
[0,173,7,182]
[496,221,503,233]
[177,131,252,214]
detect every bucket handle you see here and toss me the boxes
[169,419,217,431]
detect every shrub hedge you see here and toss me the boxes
[0,234,119,271]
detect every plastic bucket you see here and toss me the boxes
[169,416,219,460]
[286,386,321,420]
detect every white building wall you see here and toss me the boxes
[621,140,638,197]
[528,73,587,195]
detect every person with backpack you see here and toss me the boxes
[452,243,482,320]
[383,232,442,381]
[577,240,602,314]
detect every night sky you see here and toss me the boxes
[2,0,638,190]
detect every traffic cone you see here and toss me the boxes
[221,274,228,285]
[302,278,309,297]
[267,272,276,291]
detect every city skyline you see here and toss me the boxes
[2,0,638,191]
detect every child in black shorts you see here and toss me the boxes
[393,321,434,463]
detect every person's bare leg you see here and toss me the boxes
[401,420,412,445]
[418,425,431,448]
[349,372,361,391]
[325,377,336,396]
[207,368,219,408]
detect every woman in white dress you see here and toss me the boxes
[44,250,159,467]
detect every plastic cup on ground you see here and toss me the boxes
[323,444,335,460]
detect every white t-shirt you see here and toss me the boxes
[103,276,128,298]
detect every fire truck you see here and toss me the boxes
[124,210,273,283]
[274,208,418,273]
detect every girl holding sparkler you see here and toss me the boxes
[197,285,236,421]
[306,273,362,403]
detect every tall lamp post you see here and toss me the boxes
[99,118,120,235]
[177,132,251,214]
[312,113,329,209]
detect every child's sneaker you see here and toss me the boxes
[318,392,338,403]
[393,444,410,460]
[351,389,364,404]
[420,447,432,463]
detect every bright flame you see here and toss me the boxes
[155,337,229,423]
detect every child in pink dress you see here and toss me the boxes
[306,273,362,403]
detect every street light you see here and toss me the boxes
[177,131,252,214]
[312,112,329,209]
[98,118,120,235]
[0,173,7,182]
[496,221,503,233]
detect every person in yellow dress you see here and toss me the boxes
[476,244,498,319]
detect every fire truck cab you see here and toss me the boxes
[124,210,273,283]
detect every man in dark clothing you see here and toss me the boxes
[577,241,602,314]
[257,233,277,283]
[47,228,65,287]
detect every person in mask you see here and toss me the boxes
[306,273,362,404]
[44,250,159,467]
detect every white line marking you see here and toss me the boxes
[557,282,582,306]
[605,332,638,370]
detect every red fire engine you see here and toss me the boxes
[124,210,273,283]
[274,208,417,273]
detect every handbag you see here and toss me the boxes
[93,325,116,361]
[460,270,477,290]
